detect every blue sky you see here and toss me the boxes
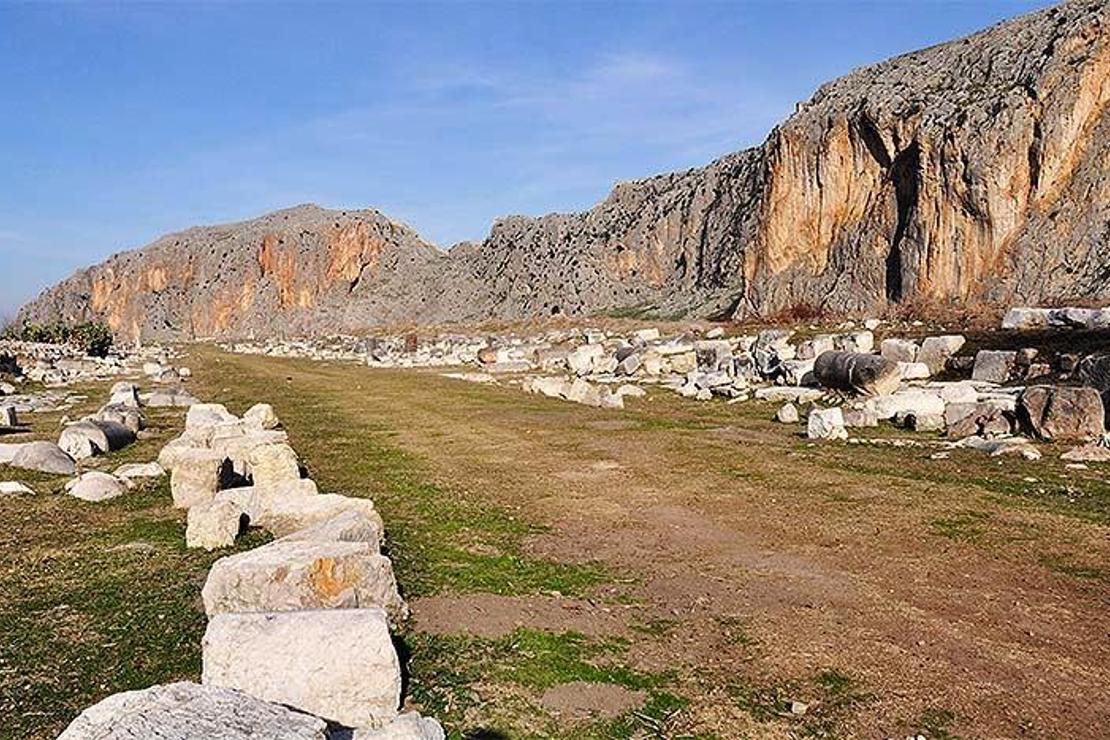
[0,0,1050,318]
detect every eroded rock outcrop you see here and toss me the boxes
[19,2,1110,338]
[19,206,448,341]
[737,0,1110,316]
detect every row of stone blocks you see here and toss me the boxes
[59,401,443,739]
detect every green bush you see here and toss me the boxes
[2,321,114,357]
[72,322,114,357]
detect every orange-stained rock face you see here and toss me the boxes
[238,276,257,313]
[1033,28,1110,209]
[326,222,385,287]
[257,233,279,275]
[206,293,237,335]
[734,0,1110,316]
[257,233,301,310]
[141,265,170,293]
[758,118,888,277]
[17,204,444,340]
[83,259,197,341]
[250,223,388,317]
[308,557,356,601]
[605,241,668,288]
[89,270,139,337]
[88,271,116,318]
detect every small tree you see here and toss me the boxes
[43,322,70,345]
[73,322,113,358]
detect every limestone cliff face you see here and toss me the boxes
[19,205,447,341]
[441,148,765,321]
[19,1,1110,338]
[452,0,1110,320]
[738,0,1110,317]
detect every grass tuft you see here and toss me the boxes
[929,510,991,542]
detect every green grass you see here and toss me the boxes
[493,631,659,691]
[914,707,959,739]
[404,628,674,739]
[189,364,610,599]
[1038,553,1106,581]
[929,510,992,542]
[341,434,610,599]
[588,691,701,740]
[0,479,269,739]
[812,440,1110,527]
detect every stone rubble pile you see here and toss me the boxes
[0,338,193,388]
[225,309,1110,463]
[59,397,445,738]
[0,340,197,423]
[1002,306,1110,331]
[0,353,194,492]
[1,388,84,417]
[230,325,881,408]
[0,378,178,491]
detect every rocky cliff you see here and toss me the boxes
[20,0,1110,339]
[738,0,1110,317]
[18,206,450,340]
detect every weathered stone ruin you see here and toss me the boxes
[221,306,1110,466]
[58,396,445,737]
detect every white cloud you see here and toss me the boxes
[0,229,27,245]
[23,46,790,256]
[589,53,680,85]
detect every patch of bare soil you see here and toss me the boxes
[412,594,630,639]
[392,379,1110,737]
[540,681,645,722]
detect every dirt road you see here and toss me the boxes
[194,349,1110,738]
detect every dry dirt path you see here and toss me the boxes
[194,349,1110,739]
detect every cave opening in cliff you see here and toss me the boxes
[886,142,921,303]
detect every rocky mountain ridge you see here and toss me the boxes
[19,0,1110,340]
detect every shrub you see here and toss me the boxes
[72,322,114,357]
[761,302,829,324]
[2,320,114,357]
